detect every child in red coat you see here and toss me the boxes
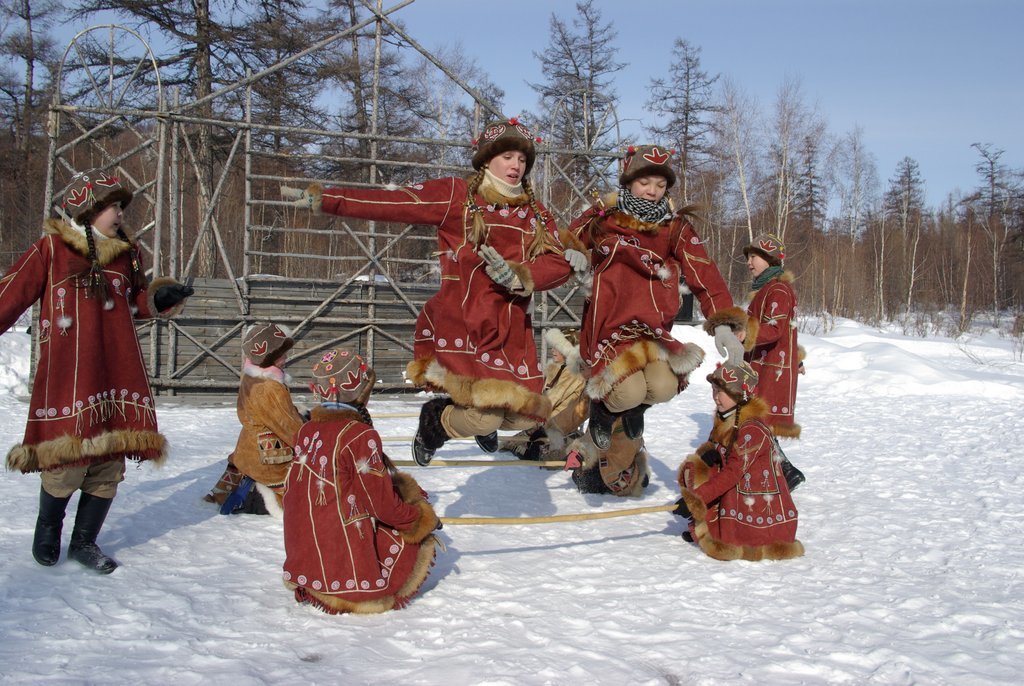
[1,168,192,573]
[282,347,441,614]
[675,360,803,561]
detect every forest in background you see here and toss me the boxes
[2,0,1022,340]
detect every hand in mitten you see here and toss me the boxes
[563,248,589,273]
[478,244,517,289]
[434,516,444,530]
[671,496,691,518]
[713,324,744,360]
[153,283,195,311]
[280,185,321,212]
[700,449,722,468]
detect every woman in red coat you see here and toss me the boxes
[282,347,441,614]
[0,169,192,573]
[675,360,803,561]
[284,117,586,465]
[568,145,746,450]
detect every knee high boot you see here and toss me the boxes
[413,397,453,466]
[33,487,72,567]
[68,492,118,574]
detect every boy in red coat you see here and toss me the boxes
[1,168,193,573]
[282,347,441,614]
[675,360,803,561]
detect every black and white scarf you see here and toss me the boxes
[618,186,672,224]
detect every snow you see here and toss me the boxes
[1,319,1023,685]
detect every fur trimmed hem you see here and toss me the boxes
[682,487,804,562]
[6,429,168,473]
[406,358,552,421]
[285,536,437,614]
[586,339,704,400]
[702,306,748,336]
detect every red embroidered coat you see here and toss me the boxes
[1,219,179,473]
[282,406,438,614]
[319,177,575,420]
[678,397,803,561]
[744,271,800,438]
[569,202,746,399]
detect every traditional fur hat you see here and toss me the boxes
[471,117,539,174]
[707,360,759,404]
[743,233,786,267]
[619,145,676,189]
[543,327,581,369]
[59,168,134,225]
[310,347,375,405]
[242,322,294,367]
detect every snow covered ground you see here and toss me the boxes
[1,318,1022,685]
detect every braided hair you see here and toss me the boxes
[75,224,112,303]
[115,227,147,292]
[463,170,554,260]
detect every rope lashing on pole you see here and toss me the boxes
[439,503,676,525]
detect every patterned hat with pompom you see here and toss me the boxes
[309,347,375,405]
[619,145,676,188]
[242,322,294,367]
[743,233,786,266]
[471,117,540,174]
[59,168,134,225]
[707,360,759,404]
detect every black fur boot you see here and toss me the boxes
[572,465,611,494]
[781,457,806,492]
[413,397,453,466]
[587,400,617,450]
[621,403,650,440]
[475,431,499,453]
[68,492,118,574]
[33,487,72,566]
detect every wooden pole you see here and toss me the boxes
[439,503,676,526]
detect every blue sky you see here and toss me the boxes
[395,0,1023,207]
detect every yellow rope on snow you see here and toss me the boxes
[439,503,676,525]
[392,458,566,468]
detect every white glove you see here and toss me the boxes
[713,324,744,361]
[478,245,516,289]
[564,248,589,273]
[280,185,320,211]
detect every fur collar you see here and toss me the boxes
[242,360,290,383]
[477,175,530,207]
[709,396,770,446]
[44,218,132,266]
[309,405,363,424]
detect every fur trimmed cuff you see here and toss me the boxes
[401,499,439,544]
[405,357,553,422]
[558,227,588,254]
[507,260,535,297]
[702,306,748,336]
[393,471,427,504]
[681,488,708,521]
[147,276,188,318]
